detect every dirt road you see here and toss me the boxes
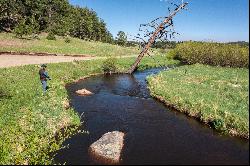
[0,54,105,68]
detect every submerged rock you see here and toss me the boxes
[75,89,93,96]
[89,131,125,165]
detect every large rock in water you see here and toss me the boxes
[75,89,93,96]
[89,131,125,165]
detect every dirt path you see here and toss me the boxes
[0,54,120,68]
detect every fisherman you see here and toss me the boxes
[39,64,51,94]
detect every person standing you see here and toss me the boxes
[39,64,51,94]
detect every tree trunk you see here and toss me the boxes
[126,2,188,74]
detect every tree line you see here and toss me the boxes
[0,0,182,48]
[0,0,113,43]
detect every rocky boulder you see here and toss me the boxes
[89,131,125,165]
[75,89,93,96]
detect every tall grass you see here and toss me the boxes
[174,41,249,68]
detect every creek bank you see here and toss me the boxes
[146,64,249,139]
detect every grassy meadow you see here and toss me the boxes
[0,31,249,165]
[0,32,139,57]
[147,64,249,139]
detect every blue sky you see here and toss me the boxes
[69,0,249,42]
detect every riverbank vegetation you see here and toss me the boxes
[147,42,249,139]
[173,41,249,68]
[0,55,179,165]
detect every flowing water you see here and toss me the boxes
[54,68,249,165]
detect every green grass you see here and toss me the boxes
[0,55,179,165]
[0,32,140,57]
[147,64,249,139]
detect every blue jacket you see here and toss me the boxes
[39,69,50,81]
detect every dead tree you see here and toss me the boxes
[126,1,188,74]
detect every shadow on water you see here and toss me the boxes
[54,68,249,165]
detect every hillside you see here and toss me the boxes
[0,33,140,57]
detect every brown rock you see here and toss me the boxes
[89,131,125,165]
[75,89,93,96]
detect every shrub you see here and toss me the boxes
[14,20,27,38]
[14,17,40,39]
[46,32,56,40]
[101,57,118,73]
[211,119,226,131]
[174,41,249,68]
[166,49,177,59]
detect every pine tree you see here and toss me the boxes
[116,31,127,46]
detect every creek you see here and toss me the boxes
[55,68,249,165]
